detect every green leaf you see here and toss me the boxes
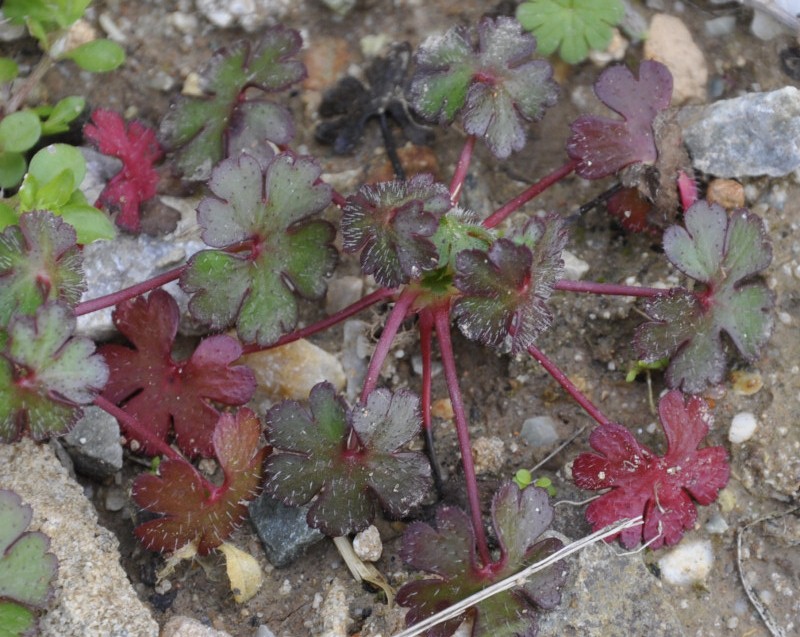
[0,211,85,331]
[516,0,625,64]
[0,112,42,153]
[0,204,18,231]
[635,202,774,393]
[39,96,86,135]
[0,302,108,442]
[4,0,91,28]
[160,28,304,180]
[410,17,558,158]
[264,383,432,537]
[59,198,117,243]
[62,39,125,72]
[27,144,86,187]
[0,152,27,190]
[182,153,336,346]
[0,58,19,84]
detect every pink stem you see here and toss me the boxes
[242,287,396,355]
[74,266,184,316]
[483,159,578,229]
[433,308,492,567]
[94,395,185,463]
[553,279,667,298]
[449,136,477,205]
[418,310,434,432]
[360,288,418,401]
[526,344,612,428]
[331,189,348,208]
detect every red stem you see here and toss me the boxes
[433,307,492,567]
[449,136,477,205]
[74,266,184,317]
[360,288,418,401]
[482,159,577,229]
[526,344,612,428]
[418,310,434,431]
[242,287,396,355]
[553,279,668,298]
[331,189,347,208]
[94,395,185,463]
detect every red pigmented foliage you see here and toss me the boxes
[100,290,256,458]
[84,109,163,232]
[572,390,729,549]
[132,408,269,555]
[605,187,654,234]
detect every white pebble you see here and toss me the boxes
[658,539,714,586]
[352,525,383,562]
[728,412,758,444]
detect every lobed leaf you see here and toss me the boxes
[181,153,337,347]
[100,290,256,458]
[341,174,451,287]
[516,0,625,64]
[133,408,269,555]
[0,302,108,442]
[397,483,567,637]
[0,489,58,637]
[566,60,672,179]
[263,383,432,537]
[84,109,163,232]
[410,17,558,158]
[159,29,302,180]
[635,202,774,393]
[453,214,567,353]
[572,390,729,549]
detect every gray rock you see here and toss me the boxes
[341,320,371,400]
[103,486,127,512]
[704,15,736,37]
[62,406,123,480]
[161,615,232,636]
[249,492,324,568]
[538,541,685,636]
[0,439,159,637]
[195,0,293,32]
[520,416,560,448]
[680,87,800,178]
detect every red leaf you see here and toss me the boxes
[84,109,163,232]
[100,290,256,458]
[133,408,269,555]
[572,390,729,549]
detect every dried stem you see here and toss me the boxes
[526,344,613,428]
[5,56,54,115]
[449,135,476,205]
[433,307,491,567]
[483,159,577,229]
[553,279,667,298]
[74,266,185,316]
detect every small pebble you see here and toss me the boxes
[431,398,454,420]
[705,513,729,535]
[520,416,559,448]
[255,626,276,637]
[104,487,127,512]
[729,412,758,443]
[471,436,505,475]
[730,370,763,396]
[706,179,745,210]
[353,525,383,562]
[562,250,589,280]
[658,539,714,586]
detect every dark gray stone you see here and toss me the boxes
[249,492,324,568]
[62,406,123,480]
[680,87,800,178]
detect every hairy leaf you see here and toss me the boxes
[0,489,58,637]
[84,109,163,232]
[516,0,624,64]
[264,383,431,537]
[342,174,451,287]
[635,202,774,393]
[100,290,256,458]
[0,211,84,336]
[160,29,302,180]
[572,390,729,549]
[566,61,672,179]
[410,17,558,158]
[0,302,108,442]
[181,153,336,347]
[133,408,269,555]
[397,483,567,637]
[453,214,566,353]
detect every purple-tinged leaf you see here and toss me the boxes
[453,214,567,353]
[342,174,451,287]
[181,153,337,347]
[100,290,256,458]
[133,408,269,555]
[410,17,558,158]
[0,302,108,442]
[567,61,672,179]
[264,383,432,537]
[572,391,729,549]
[397,483,567,637]
[635,201,774,393]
